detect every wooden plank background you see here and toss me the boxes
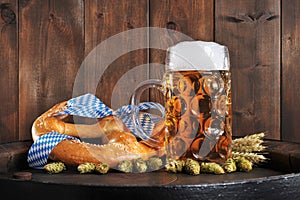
[0,0,18,143]
[84,0,149,109]
[18,0,84,140]
[282,0,300,143]
[149,0,214,105]
[0,0,298,144]
[215,0,280,139]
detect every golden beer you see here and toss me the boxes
[164,70,232,163]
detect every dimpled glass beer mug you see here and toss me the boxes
[132,41,232,164]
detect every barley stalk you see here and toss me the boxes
[231,132,268,165]
[232,132,267,153]
[232,152,268,164]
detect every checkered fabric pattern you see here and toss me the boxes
[27,93,164,169]
[114,102,164,136]
[58,93,164,135]
[57,93,114,118]
[27,132,79,169]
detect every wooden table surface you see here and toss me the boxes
[1,165,299,200]
[1,140,300,200]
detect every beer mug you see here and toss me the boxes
[131,41,232,164]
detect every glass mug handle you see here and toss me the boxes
[131,79,165,143]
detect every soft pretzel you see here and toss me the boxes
[31,101,165,167]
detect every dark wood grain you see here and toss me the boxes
[0,0,299,145]
[2,139,300,176]
[0,141,31,173]
[1,140,300,200]
[282,0,300,143]
[149,0,214,105]
[215,0,281,139]
[1,171,300,200]
[1,140,300,199]
[18,0,84,140]
[0,1,18,143]
[264,140,300,173]
[84,0,148,109]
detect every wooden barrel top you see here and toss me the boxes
[0,140,299,199]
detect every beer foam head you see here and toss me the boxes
[166,41,230,71]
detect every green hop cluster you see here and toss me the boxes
[201,162,225,175]
[117,157,163,173]
[222,158,237,173]
[77,162,110,174]
[184,158,200,175]
[165,159,185,173]
[44,162,66,174]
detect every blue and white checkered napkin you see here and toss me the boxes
[27,93,164,169]
[27,132,79,169]
[57,93,164,134]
